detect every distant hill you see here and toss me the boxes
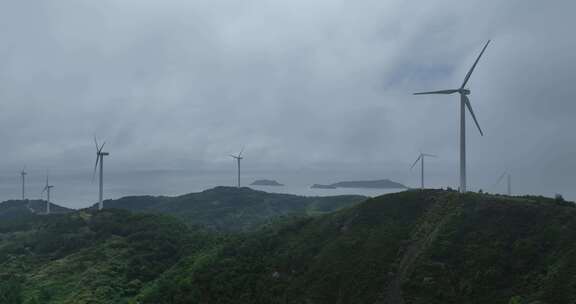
[98,186,367,232]
[311,184,337,189]
[313,178,408,189]
[0,199,73,220]
[250,179,284,186]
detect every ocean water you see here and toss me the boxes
[0,169,406,209]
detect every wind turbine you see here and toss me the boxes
[41,173,54,214]
[93,137,109,210]
[20,167,27,201]
[230,148,244,188]
[414,40,490,193]
[410,152,437,190]
[495,172,512,195]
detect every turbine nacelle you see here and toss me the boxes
[460,89,471,95]
[230,147,244,160]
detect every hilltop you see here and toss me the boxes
[98,186,367,232]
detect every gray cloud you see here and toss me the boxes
[0,0,574,203]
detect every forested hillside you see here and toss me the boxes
[1,190,575,304]
[100,186,366,231]
[138,191,576,304]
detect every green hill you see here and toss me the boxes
[2,190,576,303]
[99,186,367,232]
[138,190,576,304]
[0,200,74,235]
[0,209,221,304]
[0,200,72,219]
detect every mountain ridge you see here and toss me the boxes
[94,186,367,232]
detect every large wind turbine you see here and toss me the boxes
[410,152,437,190]
[93,138,109,210]
[41,173,54,214]
[20,167,27,201]
[495,172,512,195]
[230,148,244,188]
[414,40,490,193]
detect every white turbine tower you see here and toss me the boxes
[410,153,437,190]
[495,172,512,195]
[414,40,490,193]
[93,138,109,210]
[20,167,27,201]
[230,148,244,188]
[41,173,54,215]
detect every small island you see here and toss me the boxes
[311,179,407,189]
[250,179,284,186]
[310,184,337,189]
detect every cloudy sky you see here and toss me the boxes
[0,0,574,204]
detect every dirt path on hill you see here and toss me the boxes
[379,198,457,304]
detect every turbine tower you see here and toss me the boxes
[410,153,437,190]
[414,40,490,193]
[495,172,512,195]
[20,167,27,201]
[230,148,244,188]
[93,138,109,210]
[41,173,54,214]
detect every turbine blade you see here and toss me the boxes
[463,95,484,136]
[413,89,459,95]
[94,136,99,151]
[239,146,245,157]
[92,156,99,181]
[423,153,437,158]
[98,142,106,154]
[460,40,491,89]
[410,155,422,170]
[493,172,507,188]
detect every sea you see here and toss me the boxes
[0,169,405,209]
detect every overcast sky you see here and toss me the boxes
[0,0,575,202]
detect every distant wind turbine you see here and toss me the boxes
[230,147,244,188]
[41,172,54,214]
[20,166,27,201]
[410,153,437,190]
[414,40,491,193]
[93,137,109,210]
[494,172,512,195]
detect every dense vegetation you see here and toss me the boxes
[0,200,71,220]
[1,189,575,303]
[0,200,73,235]
[101,186,367,232]
[136,191,576,304]
[0,210,222,303]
